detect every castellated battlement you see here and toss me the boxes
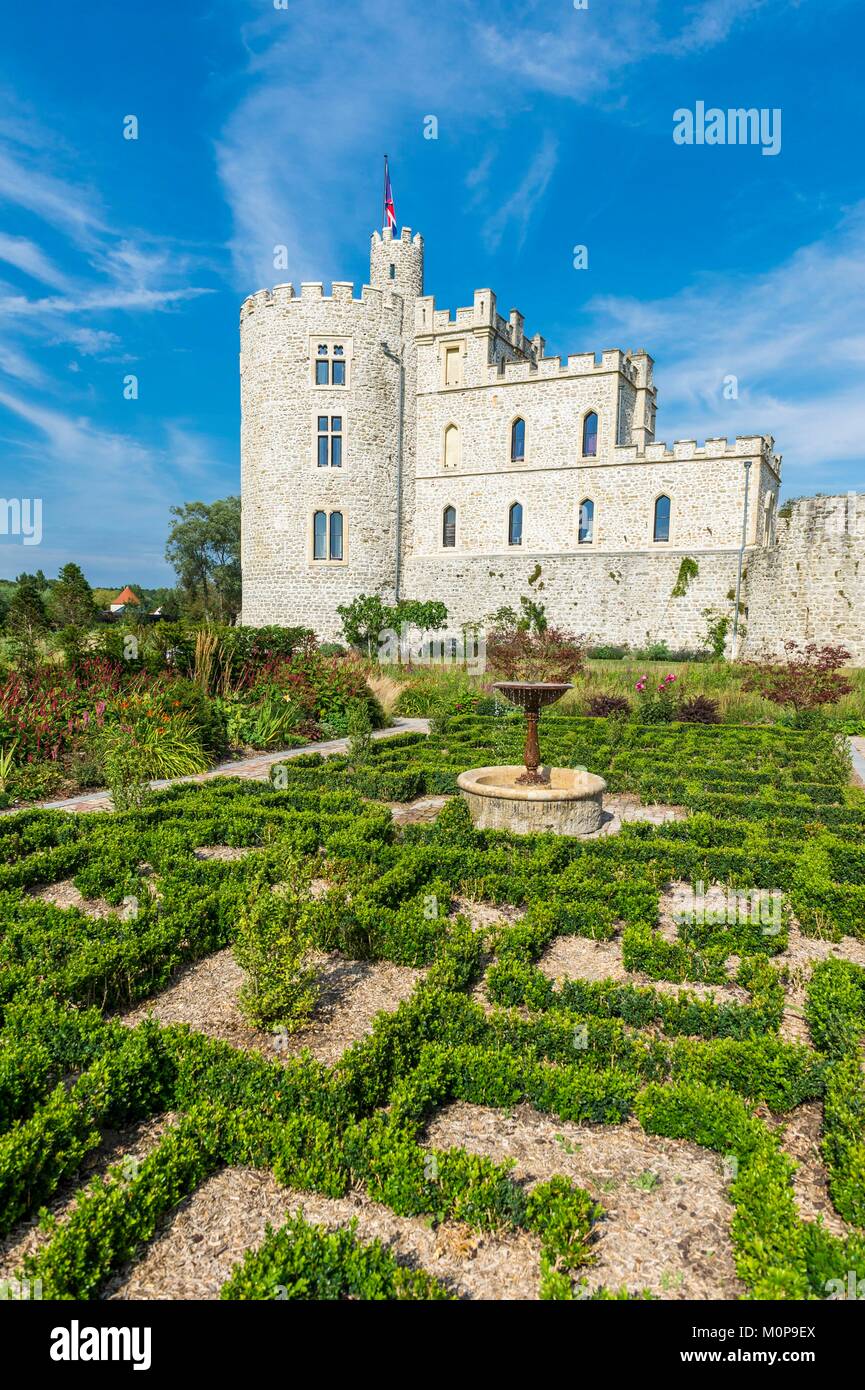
[371,226,424,249]
[239,280,406,324]
[414,289,537,359]
[614,434,780,472]
[486,345,657,385]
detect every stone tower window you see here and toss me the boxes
[317,416,343,468]
[579,498,594,544]
[510,418,526,463]
[442,505,456,548]
[582,411,598,458]
[443,423,460,469]
[389,263,396,279]
[314,341,347,386]
[508,502,523,547]
[312,510,345,561]
[444,345,462,387]
[653,495,671,543]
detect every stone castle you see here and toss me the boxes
[240,226,865,661]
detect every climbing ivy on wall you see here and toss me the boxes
[671,556,700,598]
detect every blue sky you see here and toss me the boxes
[0,0,863,584]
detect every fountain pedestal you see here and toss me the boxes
[457,680,606,836]
[457,765,607,835]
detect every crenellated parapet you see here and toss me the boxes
[613,433,780,475]
[240,280,405,325]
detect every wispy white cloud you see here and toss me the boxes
[0,233,72,289]
[0,98,226,579]
[475,0,774,99]
[585,202,865,486]
[0,145,105,248]
[216,0,783,293]
[0,388,232,578]
[1,286,212,316]
[482,135,558,253]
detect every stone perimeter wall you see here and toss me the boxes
[402,548,742,651]
[742,494,865,662]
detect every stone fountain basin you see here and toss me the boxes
[457,766,607,837]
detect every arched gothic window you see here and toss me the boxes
[653,495,671,543]
[582,411,598,457]
[510,418,526,462]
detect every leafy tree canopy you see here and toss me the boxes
[165,496,241,622]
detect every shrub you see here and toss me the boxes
[742,641,853,717]
[346,698,374,767]
[486,626,585,684]
[395,667,490,718]
[633,672,679,722]
[220,1213,453,1300]
[585,693,632,718]
[233,873,318,1029]
[587,644,628,660]
[679,695,721,724]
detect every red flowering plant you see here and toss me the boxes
[0,656,168,764]
[634,671,679,723]
[225,648,383,744]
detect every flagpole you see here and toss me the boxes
[382,154,388,232]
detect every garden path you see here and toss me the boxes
[18,717,431,814]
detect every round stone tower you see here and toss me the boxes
[240,227,424,639]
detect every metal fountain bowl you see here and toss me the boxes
[492,681,572,711]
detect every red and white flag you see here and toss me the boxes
[384,156,396,232]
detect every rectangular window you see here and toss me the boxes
[313,341,348,386]
[317,416,343,468]
[312,510,345,562]
[444,345,461,386]
[329,511,344,560]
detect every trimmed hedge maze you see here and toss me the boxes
[1,714,864,1300]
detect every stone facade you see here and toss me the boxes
[240,224,864,662]
[742,494,865,662]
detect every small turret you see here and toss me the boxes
[370,227,424,300]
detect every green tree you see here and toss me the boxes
[393,599,448,632]
[50,563,98,629]
[6,574,48,636]
[165,497,241,621]
[337,593,391,656]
